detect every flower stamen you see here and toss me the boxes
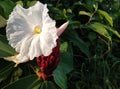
[34,26,41,34]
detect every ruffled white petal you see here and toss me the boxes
[28,35,42,60]
[41,4,58,56]
[40,32,55,56]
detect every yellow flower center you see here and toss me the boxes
[34,26,41,34]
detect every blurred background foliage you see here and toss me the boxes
[0,0,120,89]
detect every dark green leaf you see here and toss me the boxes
[54,42,73,89]
[60,42,73,74]
[0,15,6,28]
[27,79,42,89]
[54,66,67,89]
[0,63,14,82]
[97,9,113,27]
[41,81,57,89]
[76,81,86,89]
[0,0,15,19]
[88,32,97,41]
[0,35,15,58]
[67,30,89,57]
[49,7,66,20]
[3,75,39,89]
[70,21,80,26]
[27,1,37,7]
[81,3,94,12]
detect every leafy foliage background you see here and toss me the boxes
[0,0,120,89]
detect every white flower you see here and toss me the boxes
[5,21,69,64]
[6,1,58,63]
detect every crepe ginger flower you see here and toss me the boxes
[6,1,58,63]
[36,22,69,80]
[5,1,69,64]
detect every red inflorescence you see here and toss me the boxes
[36,39,60,80]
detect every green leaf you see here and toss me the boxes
[67,8,72,13]
[27,1,37,7]
[41,81,57,89]
[0,0,15,19]
[87,22,112,41]
[97,9,113,27]
[93,3,98,11]
[76,81,86,89]
[50,7,66,20]
[87,22,120,39]
[79,11,92,17]
[16,1,23,6]
[0,63,14,82]
[0,35,15,58]
[67,30,89,57]
[27,79,42,89]
[70,21,81,26]
[104,26,120,39]
[0,15,6,28]
[54,42,73,89]
[60,42,73,74]
[88,32,97,41]
[3,75,39,89]
[60,42,68,53]
[81,3,94,12]
[54,66,67,89]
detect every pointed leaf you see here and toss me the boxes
[104,26,120,39]
[67,30,89,56]
[54,42,73,89]
[93,3,98,11]
[60,42,73,74]
[79,11,92,17]
[0,15,6,28]
[0,0,15,19]
[27,1,37,7]
[41,81,57,89]
[87,22,120,39]
[67,8,72,13]
[97,9,113,27]
[27,79,42,89]
[87,22,111,41]
[0,63,14,82]
[3,75,39,89]
[81,3,94,12]
[54,66,67,89]
[0,35,15,58]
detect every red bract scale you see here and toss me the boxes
[36,39,60,80]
